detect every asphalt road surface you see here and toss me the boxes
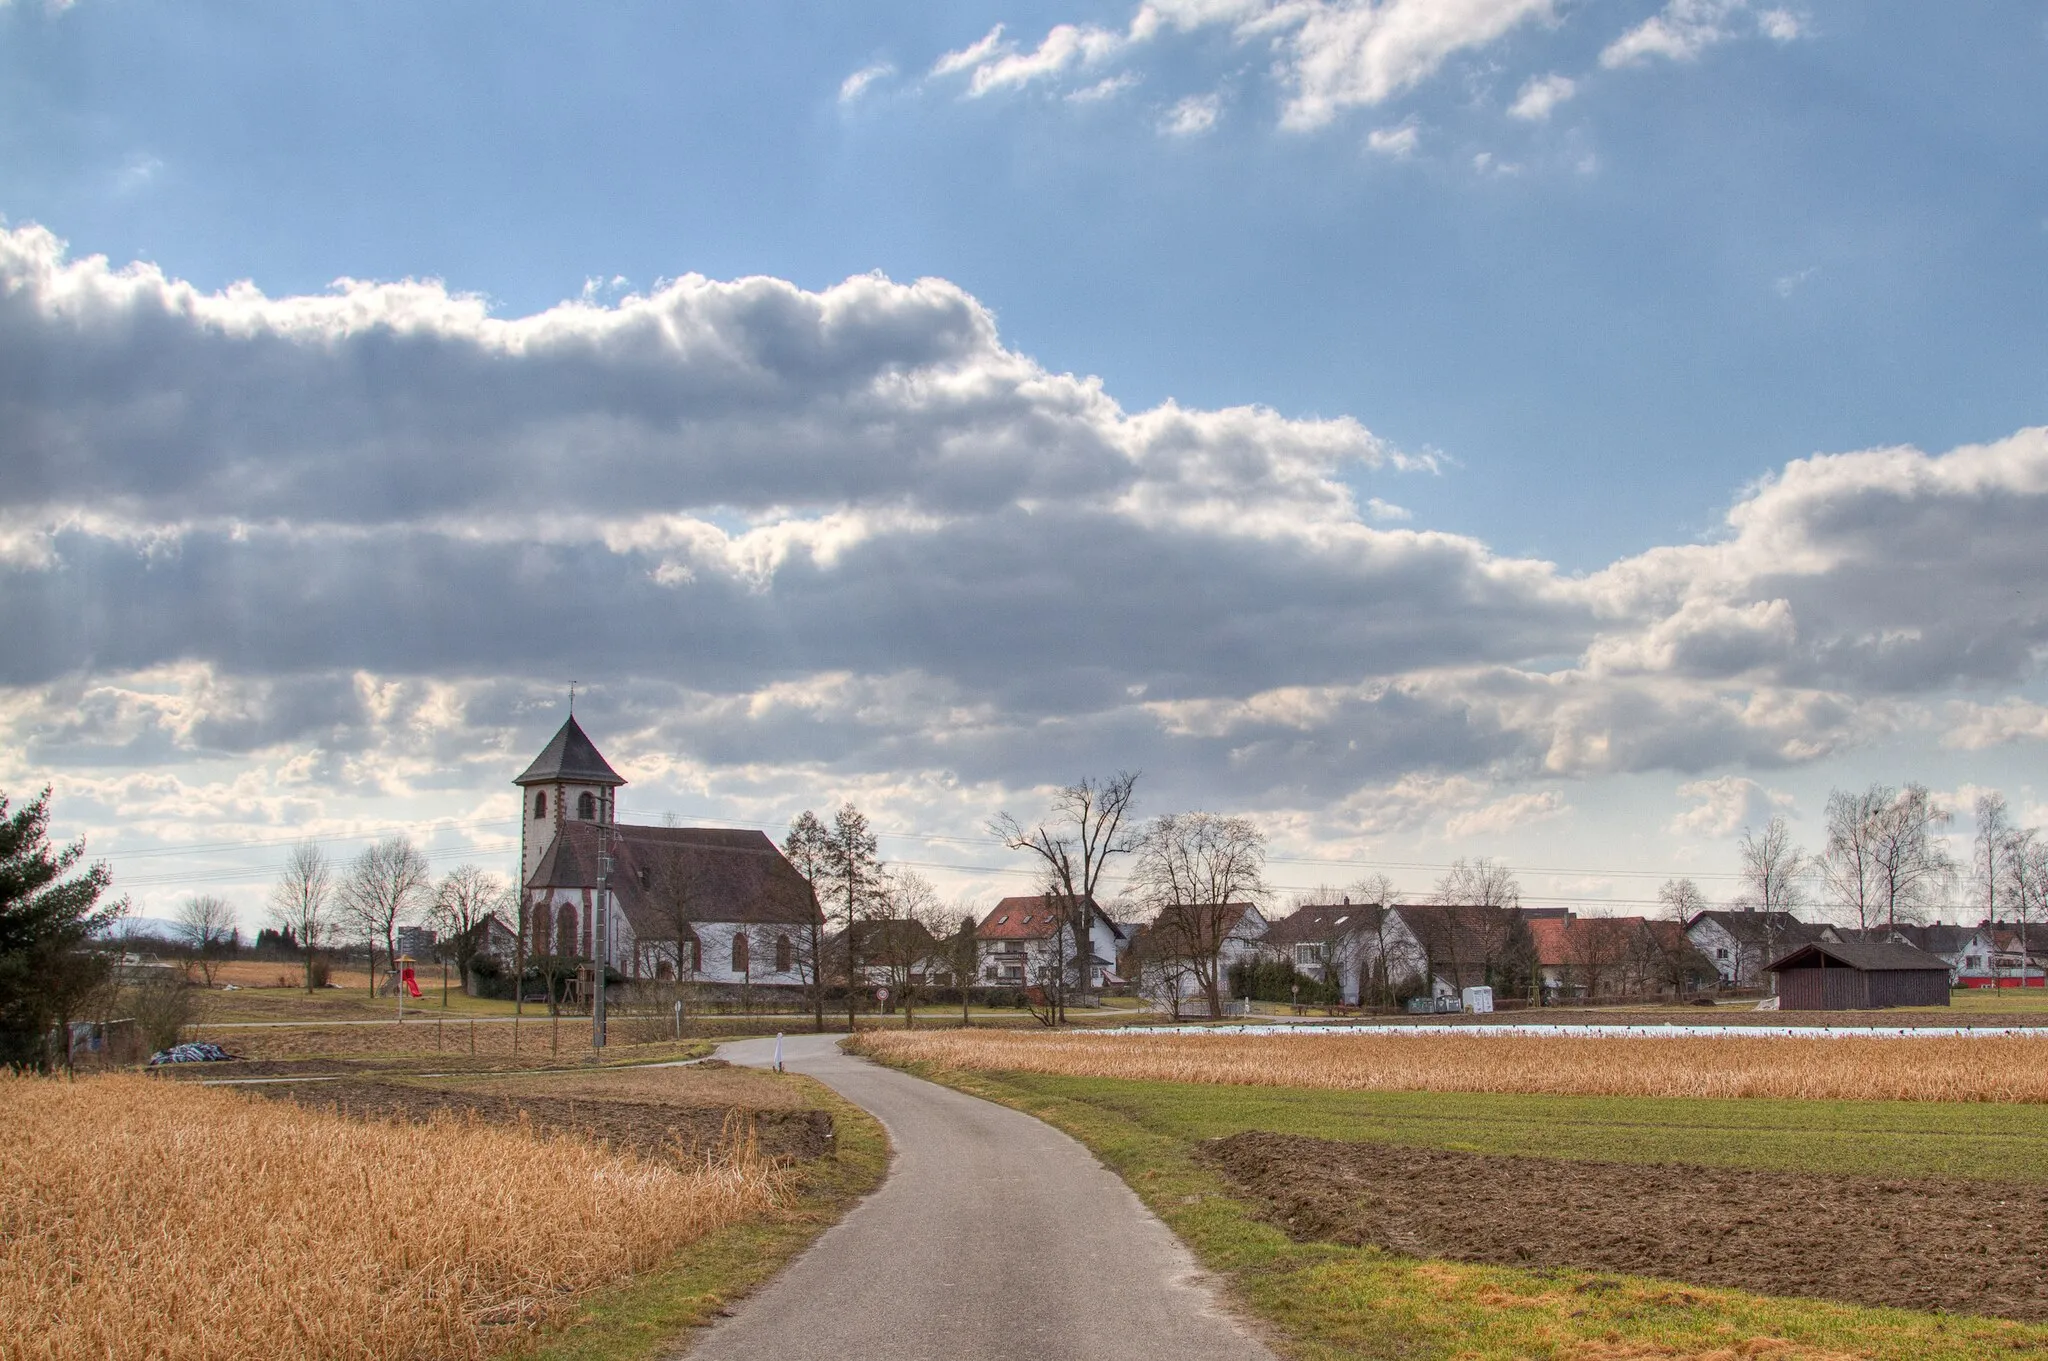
[686,1032,1275,1361]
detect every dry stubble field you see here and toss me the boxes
[0,1073,783,1361]
[856,1027,2048,1101]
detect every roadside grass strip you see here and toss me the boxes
[857,1053,2048,1361]
[0,1072,786,1361]
[856,1029,2048,1102]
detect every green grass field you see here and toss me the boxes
[1005,1073,2048,1182]
[879,1059,2048,1360]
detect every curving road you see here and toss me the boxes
[686,1032,1273,1361]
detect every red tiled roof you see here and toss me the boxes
[976,894,1113,941]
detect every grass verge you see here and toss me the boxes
[864,1056,2048,1361]
[516,1076,889,1361]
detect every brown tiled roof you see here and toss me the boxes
[976,895,1121,942]
[528,821,819,935]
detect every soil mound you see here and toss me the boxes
[1197,1131,2048,1321]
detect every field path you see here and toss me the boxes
[684,1032,1272,1361]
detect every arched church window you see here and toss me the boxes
[532,903,552,955]
[534,791,547,819]
[557,904,578,958]
[775,934,793,972]
[655,959,675,981]
[577,791,596,820]
[689,937,702,971]
[731,932,749,974]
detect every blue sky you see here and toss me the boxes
[4,0,2046,926]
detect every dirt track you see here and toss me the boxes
[1199,1131,2048,1321]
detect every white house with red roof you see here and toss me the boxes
[975,894,1127,990]
[514,716,820,987]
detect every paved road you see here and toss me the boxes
[686,1033,1273,1361]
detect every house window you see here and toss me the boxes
[1716,948,1728,960]
[534,791,547,819]
[577,791,596,820]
[776,934,793,972]
[732,932,749,973]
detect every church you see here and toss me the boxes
[515,716,820,987]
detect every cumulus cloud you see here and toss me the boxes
[1366,122,1419,157]
[1507,73,1575,121]
[839,62,896,104]
[1601,0,1803,68]
[1670,775,1793,837]
[1444,788,1567,838]
[930,0,1554,129]
[6,225,2048,864]
[1160,93,1222,136]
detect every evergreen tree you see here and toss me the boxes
[0,787,127,1070]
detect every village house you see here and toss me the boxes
[1529,913,1719,1001]
[1984,925,2047,988]
[1256,902,1427,1006]
[975,894,1126,991]
[1124,901,1268,1015]
[1685,910,1827,988]
[515,716,820,991]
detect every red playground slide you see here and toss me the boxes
[401,965,422,999]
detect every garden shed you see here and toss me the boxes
[1765,940,1951,1010]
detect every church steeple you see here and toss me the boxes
[516,716,627,888]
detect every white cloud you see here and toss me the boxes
[1070,72,1142,102]
[931,1,1555,129]
[1944,700,2048,751]
[1444,788,1567,839]
[1507,72,1575,121]
[1601,0,1803,68]
[1366,122,1419,157]
[931,25,1010,77]
[839,62,896,104]
[1364,497,1412,521]
[1670,775,1792,837]
[1773,265,1817,297]
[9,225,2048,861]
[1159,93,1221,136]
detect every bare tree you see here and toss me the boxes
[1563,915,1636,1000]
[1651,878,1711,996]
[1868,784,1955,928]
[1819,787,1882,928]
[1973,792,2013,924]
[994,771,1140,1020]
[338,837,431,984]
[2001,827,2047,976]
[932,908,983,1027]
[1129,812,1268,1019]
[429,864,510,994]
[174,894,237,988]
[872,869,946,1028]
[1735,814,1809,914]
[267,841,332,993]
[1658,877,1709,922]
[822,805,885,1031]
[781,810,834,1032]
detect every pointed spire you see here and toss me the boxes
[514,715,626,787]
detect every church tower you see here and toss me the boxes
[514,715,626,889]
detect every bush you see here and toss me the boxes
[1228,957,1343,1007]
[126,971,201,1053]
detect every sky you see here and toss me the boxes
[4,0,2046,932]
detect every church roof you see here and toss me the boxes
[514,716,625,787]
[528,822,819,930]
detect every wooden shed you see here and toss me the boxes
[1765,940,1951,1010]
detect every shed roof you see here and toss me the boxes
[515,716,626,787]
[1766,939,1951,974]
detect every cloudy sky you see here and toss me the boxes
[5,1,2046,929]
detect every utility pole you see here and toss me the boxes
[594,826,612,1055]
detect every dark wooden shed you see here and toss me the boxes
[1765,940,1951,1010]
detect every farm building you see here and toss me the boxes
[1765,940,1951,1010]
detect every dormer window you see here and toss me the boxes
[638,867,650,890]
[534,791,547,819]
[577,791,596,820]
